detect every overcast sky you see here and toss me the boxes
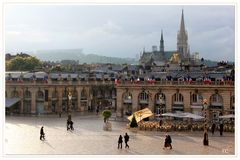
[5,5,235,61]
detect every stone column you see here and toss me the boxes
[20,88,24,114]
[132,90,139,112]
[165,91,172,112]
[148,90,157,120]
[221,91,231,114]
[47,87,53,113]
[30,88,36,114]
[182,90,191,112]
[116,89,124,118]
[58,87,63,112]
[77,87,82,111]
[148,90,157,112]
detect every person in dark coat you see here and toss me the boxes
[40,126,45,140]
[67,120,70,130]
[70,120,74,131]
[118,135,123,149]
[96,106,99,115]
[203,131,209,145]
[163,134,172,149]
[159,119,163,126]
[124,133,129,148]
[220,122,224,136]
[211,122,216,135]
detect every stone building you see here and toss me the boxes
[115,80,234,122]
[5,68,234,122]
[5,72,116,114]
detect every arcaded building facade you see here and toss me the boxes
[5,72,116,114]
[6,71,234,122]
[115,81,234,121]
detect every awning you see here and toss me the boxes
[128,108,153,123]
[219,114,235,119]
[162,112,204,119]
[190,105,203,109]
[5,98,21,108]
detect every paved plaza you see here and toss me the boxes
[4,113,235,155]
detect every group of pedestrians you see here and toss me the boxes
[40,126,174,151]
[118,133,130,149]
[211,121,224,136]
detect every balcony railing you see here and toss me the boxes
[6,79,115,86]
[5,79,234,87]
[116,80,234,86]
[156,100,166,104]
[123,99,132,103]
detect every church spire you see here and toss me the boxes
[177,9,188,60]
[180,9,186,34]
[160,29,164,53]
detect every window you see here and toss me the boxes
[210,94,223,103]
[25,90,31,98]
[11,90,19,98]
[123,92,132,100]
[81,89,87,100]
[37,91,44,99]
[191,93,203,104]
[139,91,149,101]
[173,93,183,102]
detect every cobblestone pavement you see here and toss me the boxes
[4,113,235,155]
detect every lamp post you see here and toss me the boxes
[203,98,209,146]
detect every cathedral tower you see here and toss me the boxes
[177,9,189,60]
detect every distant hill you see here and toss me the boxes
[25,49,225,66]
[30,49,138,64]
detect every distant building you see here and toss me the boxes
[139,10,195,68]
[5,52,31,61]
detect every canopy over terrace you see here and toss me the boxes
[161,112,204,120]
[5,98,21,108]
[128,108,153,123]
[219,114,235,119]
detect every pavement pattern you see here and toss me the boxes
[4,113,235,155]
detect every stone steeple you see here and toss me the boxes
[177,9,189,60]
[160,30,164,53]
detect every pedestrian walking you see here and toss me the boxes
[67,120,70,130]
[118,135,123,149]
[163,134,172,149]
[124,133,129,148]
[211,122,216,135]
[220,122,224,136]
[70,120,74,131]
[40,126,45,141]
[159,119,163,126]
[96,106,99,115]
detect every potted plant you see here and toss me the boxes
[102,110,112,131]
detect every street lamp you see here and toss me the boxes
[203,98,209,146]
